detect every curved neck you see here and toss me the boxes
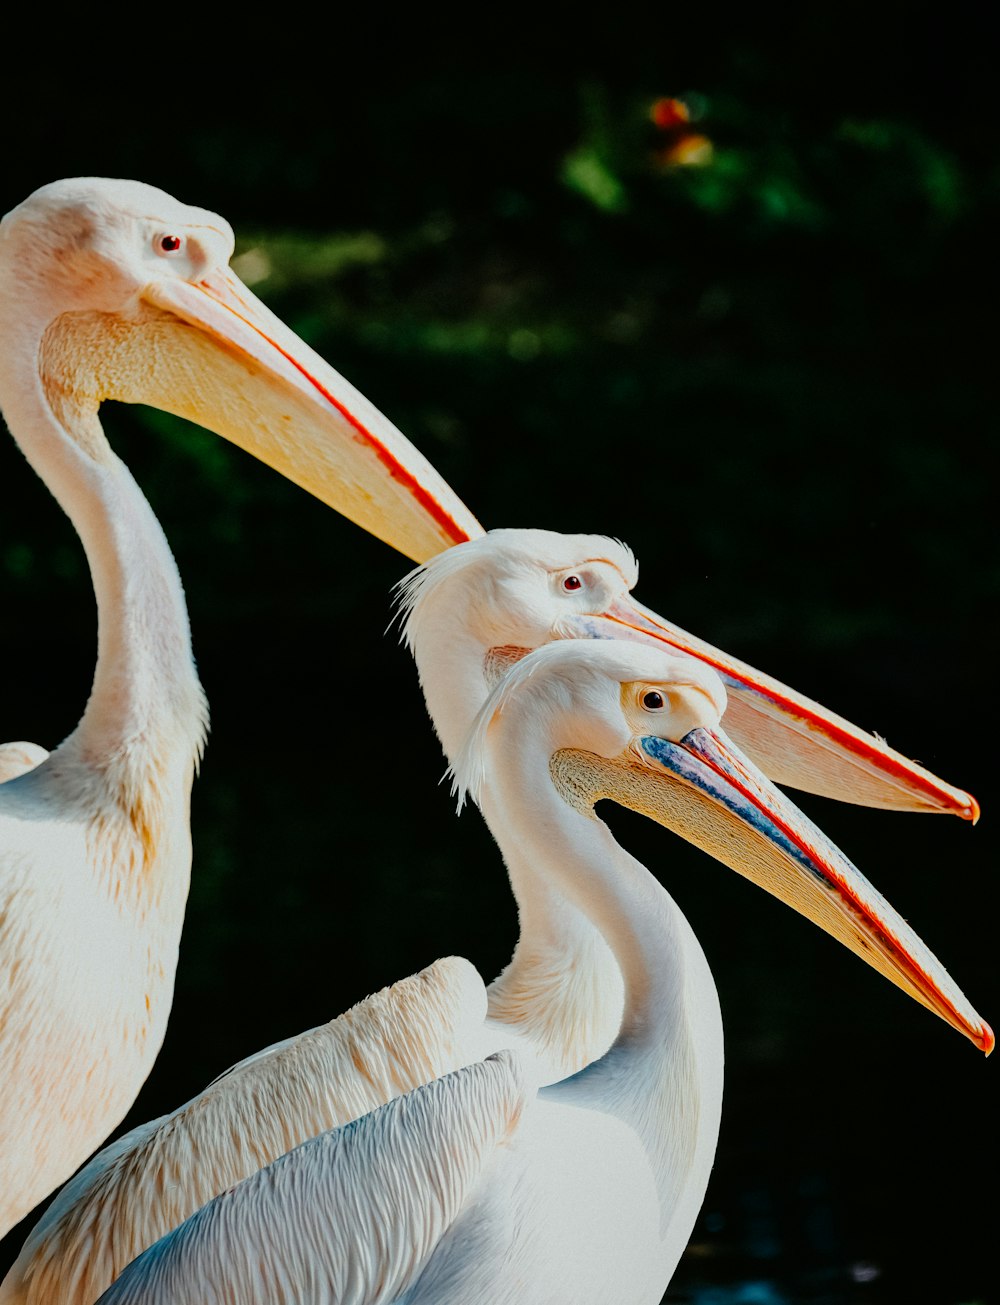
[411,618,493,765]
[482,784,625,1076]
[1,323,206,781]
[485,709,724,1246]
[486,735,682,1050]
[412,618,623,1072]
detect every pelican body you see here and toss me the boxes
[0,176,482,1235]
[2,530,989,1303]
[90,642,989,1303]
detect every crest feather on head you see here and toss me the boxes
[447,644,564,814]
[392,529,638,650]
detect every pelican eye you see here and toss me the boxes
[642,690,666,711]
[562,575,583,592]
[158,234,183,254]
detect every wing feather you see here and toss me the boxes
[0,743,48,785]
[97,1051,525,1305]
[0,956,487,1305]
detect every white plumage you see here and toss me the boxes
[4,529,989,1301]
[91,641,989,1303]
[0,959,486,1305]
[0,175,482,1236]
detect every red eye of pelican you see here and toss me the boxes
[562,575,582,592]
[159,235,182,253]
[642,690,666,711]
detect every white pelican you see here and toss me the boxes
[396,530,979,820]
[0,175,481,1237]
[396,529,982,1077]
[87,641,990,1304]
[1,529,985,1303]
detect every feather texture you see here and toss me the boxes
[96,1051,525,1305]
[0,743,48,785]
[0,957,487,1305]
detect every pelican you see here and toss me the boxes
[1,529,984,1303]
[89,641,990,1304]
[396,530,979,820]
[0,175,481,1237]
[396,530,981,1077]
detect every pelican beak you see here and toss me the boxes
[132,268,483,563]
[581,725,991,1052]
[566,598,978,819]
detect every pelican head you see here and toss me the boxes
[455,639,993,1055]
[400,528,638,651]
[399,528,978,817]
[0,177,481,562]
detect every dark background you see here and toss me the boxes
[1,11,997,1302]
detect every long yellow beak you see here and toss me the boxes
[123,268,483,562]
[566,599,978,819]
[570,724,990,1052]
[77,257,974,822]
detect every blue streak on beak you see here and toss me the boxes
[640,730,824,880]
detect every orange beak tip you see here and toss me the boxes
[966,793,982,825]
[978,1021,995,1056]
